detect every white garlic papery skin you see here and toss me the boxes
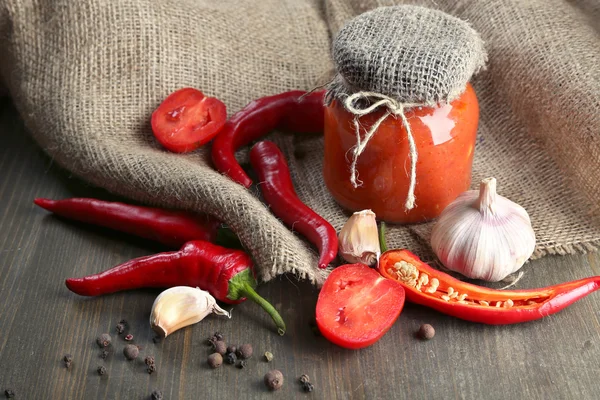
[430,177,536,282]
[150,286,230,338]
[338,209,381,266]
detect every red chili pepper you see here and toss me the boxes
[211,90,325,188]
[65,240,286,335]
[34,198,221,249]
[249,140,338,269]
[379,249,600,325]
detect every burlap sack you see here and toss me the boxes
[1,0,599,286]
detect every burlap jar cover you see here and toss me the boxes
[1,0,599,286]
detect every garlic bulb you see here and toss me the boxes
[430,177,536,282]
[150,286,230,338]
[338,209,381,266]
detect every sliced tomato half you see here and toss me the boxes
[316,264,405,349]
[151,88,227,153]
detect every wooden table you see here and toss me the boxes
[1,97,599,400]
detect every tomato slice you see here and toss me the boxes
[151,88,227,153]
[316,264,405,349]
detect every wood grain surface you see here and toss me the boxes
[1,97,599,400]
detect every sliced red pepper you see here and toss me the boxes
[379,249,600,325]
[151,88,227,153]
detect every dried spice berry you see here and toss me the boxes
[147,364,157,375]
[226,345,237,354]
[124,334,134,341]
[123,344,140,360]
[151,390,163,400]
[213,341,227,356]
[208,353,223,369]
[264,351,273,362]
[145,356,156,366]
[96,333,112,348]
[63,354,73,368]
[4,389,15,398]
[303,382,315,392]
[100,350,109,360]
[236,343,253,359]
[236,360,246,369]
[264,370,284,391]
[116,322,125,334]
[299,374,310,384]
[418,324,435,340]
[213,332,224,341]
[225,352,237,365]
[97,366,107,376]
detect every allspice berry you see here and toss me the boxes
[123,344,140,360]
[96,333,112,348]
[213,340,227,356]
[208,353,223,369]
[264,369,284,391]
[418,324,435,340]
[97,366,107,376]
[237,343,253,359]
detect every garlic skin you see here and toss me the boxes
[430,177,536,282]
[150,286,230,338]
[338,209,381,266]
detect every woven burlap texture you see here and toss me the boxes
[1,0,599,286]
[328,5,487,105]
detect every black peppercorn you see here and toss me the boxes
[236,343,253,359]
[213,332,224,341]
[303,382,315,392]
[151,390,163,400]
[225,352,237,365]
[213,341,227,356]
[236,360,246,369]
[123,344,140,360]
[116,322,125,334]
[208,353,223,369]
[63,354,73,369]
[226,345,237,354]
[145,356,156,366]
[418,324,435,340]
[100,349,109,360]
[264,370,284,391]
[97,366,107,376]
[4,389,15,398]
[153,335,162,344]
[299,374,310,384]
[96,333,112,348]
[147,364,157,375]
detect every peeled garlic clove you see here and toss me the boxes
[338,209,381,266]
[431,177,536,282]
[150,286,230,338]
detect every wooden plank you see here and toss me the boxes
[1,97,600,399]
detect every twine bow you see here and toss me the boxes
[343,92,423,211]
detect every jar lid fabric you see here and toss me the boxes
[328,5,487,105]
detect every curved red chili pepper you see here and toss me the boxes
[35,198,220,248]
[249,140,338,269]
[211,90,325,188]
[379,249,600,325]
[65,240,286,334]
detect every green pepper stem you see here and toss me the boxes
[379,222,388,253]
[239,283,286,336]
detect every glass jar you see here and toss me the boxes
[323,83,480,224]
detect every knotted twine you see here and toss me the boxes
[344,92,425,210]
[326,5,488,211]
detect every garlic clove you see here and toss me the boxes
[150,286,230,338]
[338,209,381,266]
[431,177,536,282]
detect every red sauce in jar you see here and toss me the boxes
[323,83,479,224]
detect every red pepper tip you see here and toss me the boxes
[65,278,90,296]
[33,198,53,208]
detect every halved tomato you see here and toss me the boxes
[151,88,227,153]
[316,264,405,349]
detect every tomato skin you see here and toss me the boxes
[316,264,405,349]
[151,88,227,153]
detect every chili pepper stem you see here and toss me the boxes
[379,222,388,253]
[227,269,286,335]
[239,283,286,336]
